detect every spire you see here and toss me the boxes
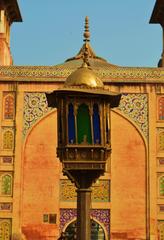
[83,16,90,42]
[65,16,107,63]
[82,16,91,66]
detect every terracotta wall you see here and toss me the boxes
[22,111,61,239]
[110,111,146,239]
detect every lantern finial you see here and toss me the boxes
[83,16,90,42]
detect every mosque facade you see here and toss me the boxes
[0,0,164,239]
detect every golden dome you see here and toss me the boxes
[64,62,104,88]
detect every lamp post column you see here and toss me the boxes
[76,188,92,240]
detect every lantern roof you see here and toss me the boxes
[64,64,104,88]
[46,49,121,108]
[46,86,121,108]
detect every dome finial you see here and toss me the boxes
[83,16,90,42]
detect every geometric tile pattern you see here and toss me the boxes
[60,179,110,202]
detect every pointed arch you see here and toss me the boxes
[63,218,107,240]
[0,219,11,240]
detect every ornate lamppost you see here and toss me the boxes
[46,17,121,240]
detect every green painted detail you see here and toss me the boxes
[2,175,12,195]
[77,104,92,144]
[160,177,164,196]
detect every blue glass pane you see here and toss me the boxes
[68,103,76,144]
[93,104,101,144]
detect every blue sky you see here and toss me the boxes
[11,0,161,67]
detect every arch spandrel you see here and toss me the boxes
[118,93,148,138]
[23,92,53,138]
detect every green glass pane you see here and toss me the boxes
[77,104,92,144]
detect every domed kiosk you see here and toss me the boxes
[46,17,121,240]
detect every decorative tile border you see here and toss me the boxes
[0,65,162,82]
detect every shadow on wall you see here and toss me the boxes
[22,226,57,240]
[12,233,26,240]
[21,228,43,240]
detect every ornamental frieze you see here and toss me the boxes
[0,65,163,83]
